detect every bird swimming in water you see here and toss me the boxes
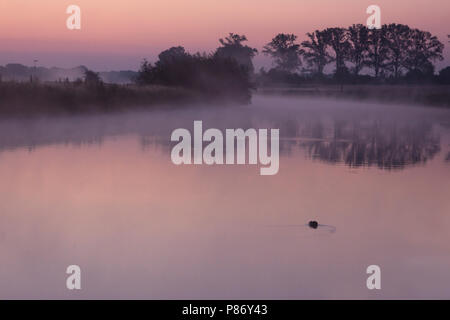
[308,221,319,229]
[267,221,336,234]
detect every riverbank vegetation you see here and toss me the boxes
[0,81,201,116]
[0,23,449,115]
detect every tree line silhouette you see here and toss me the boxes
[1,23,446,113]
[259,24,447,84]
[136,23,448,92]
[135,42,253,103]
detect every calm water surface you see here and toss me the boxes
[1,95,450,299]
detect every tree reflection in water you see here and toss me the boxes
[278,118,441,170]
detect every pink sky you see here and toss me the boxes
[0,0,449,70]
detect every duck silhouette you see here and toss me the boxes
[268,221,336,234]
[308,221,319,229]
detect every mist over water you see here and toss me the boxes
[1,95,448,168]
[1,95,450,299]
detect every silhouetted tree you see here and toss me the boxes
[84,69,102,86]
[157,46,190,66]
[135,46,253,103]
[150,46,193,86]
[347,24,369,75]
[403,28,444,74]
[301,30,332,76]
[214,33,258,73]
[366,26,389,78]
[384,24,411,78]
[324,27,351,77]
[263,34,303,72]
[135,59,154,85]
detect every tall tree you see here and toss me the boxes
[157,46,190,66]
[403,28,444,74]
[347,24,369,75]
[384,24,411,78]
[263,33,303,72]
[214,33,258,73]
[324,27,351,76]
[152,46,193,86]
[366,26,389,78]
[301,30,332,76]
[135,47,253,103]
[84,69,102,86]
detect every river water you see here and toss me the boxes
[1,95,450,299]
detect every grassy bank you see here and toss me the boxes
[0,81,228,116]
[1,82,449,117]
[258,85,450,108]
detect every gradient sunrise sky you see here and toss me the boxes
[0,0,449,71]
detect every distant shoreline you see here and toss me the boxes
[258,84,450,108]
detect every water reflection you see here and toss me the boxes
[278,119,441,169]
[1,96,447,172]
[1,96,450,299]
